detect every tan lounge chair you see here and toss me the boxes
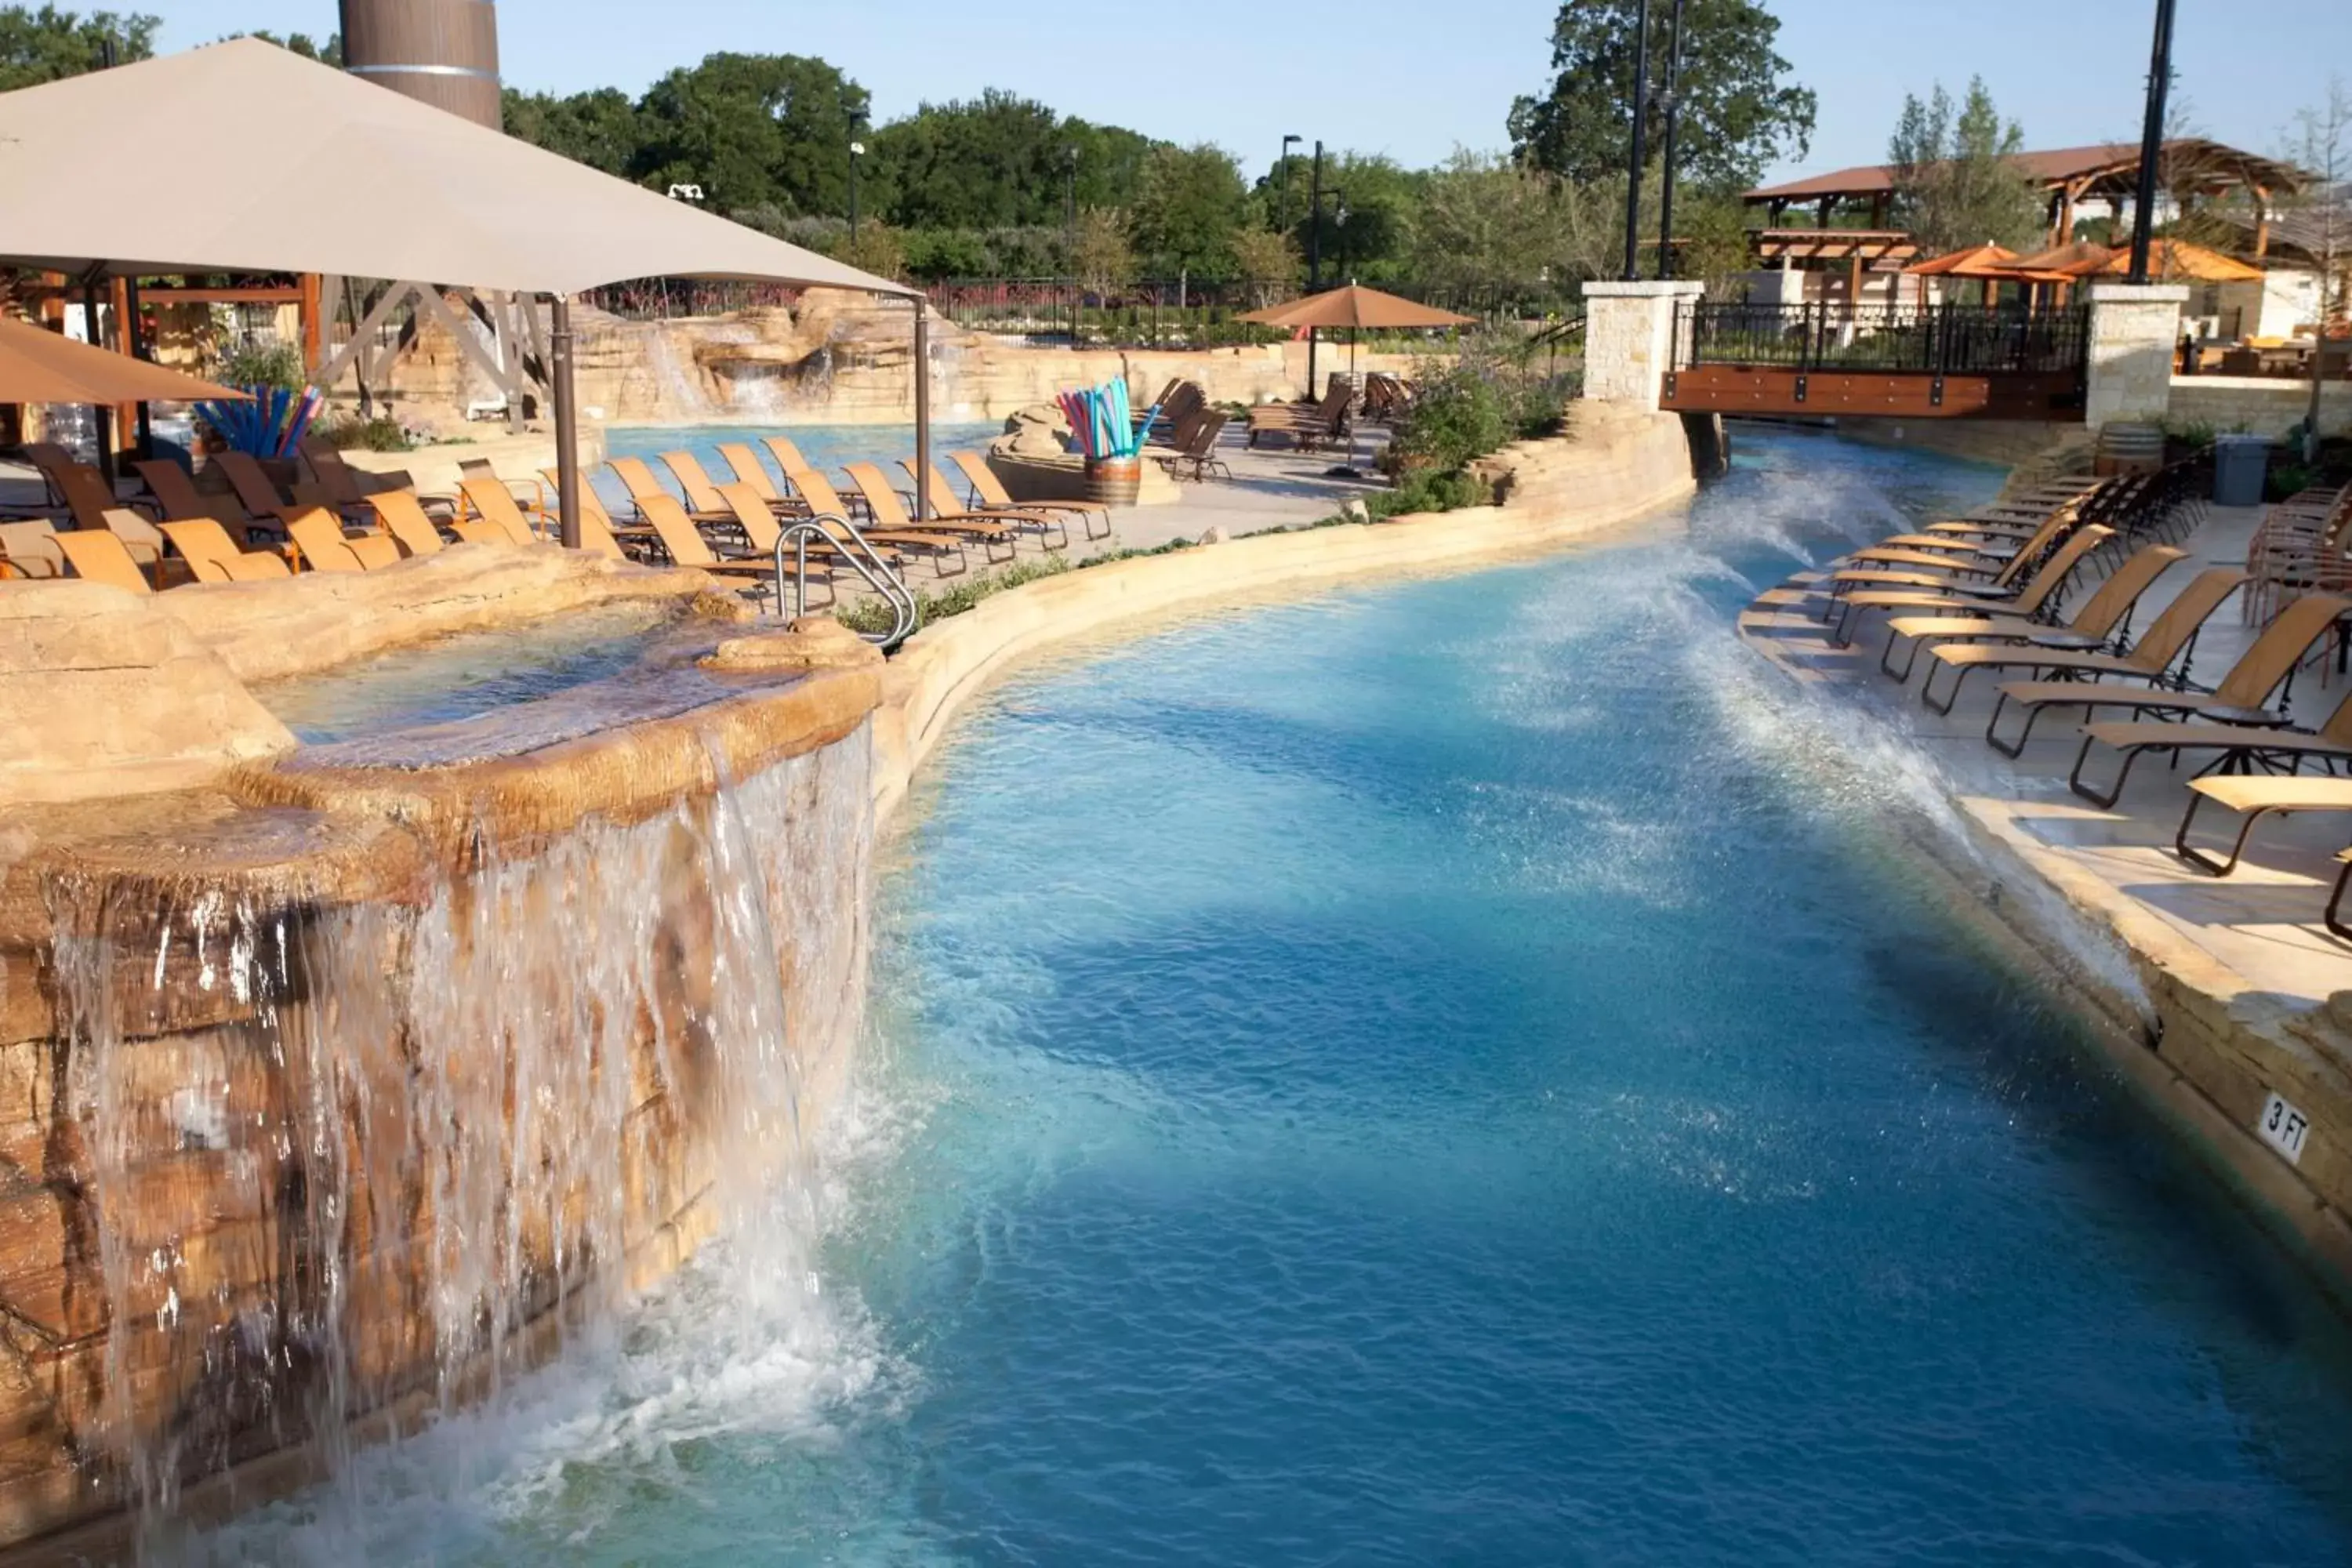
[458,477,546,546]
[1840,505,2081,579]
[537,470,642,560]
[158,519,295,583]
[948,449,1108,542]
[280,506,400,572]
[209,452,294,524]
[1882,543,2186,691]
[711,481,896,585]
[775,463,966,575]
[840,462,1015,564]
[1987,591,2352,757]
[448,517,512,546]
[298,434,421,508]
[714,442,805,515]
[131,458,252,531]
[364,491,449,557]
[2073,683,2352,810]
[55,528,152,593]
[0,520,65,579]
[1245,382,1348,450]
[1831,524,2112,648]
[38,458,131,532]
[100,508,169,586]
[760,436,813,482]
[637,492,789,607]
[2171,775,2352,889]
[609,456,719,525]
[1919,567,2246,722]
[1152,411,1232,483]
[659,450,739,517]
[900,458,1068,550]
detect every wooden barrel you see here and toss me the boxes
[2096,421,2165,476]
[339,0,502,128]
[1083,456,1142,507]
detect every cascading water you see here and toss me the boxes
[31,724,873,1559]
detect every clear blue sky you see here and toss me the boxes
[157,0,2350,182]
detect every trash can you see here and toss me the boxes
[2213,434,2270,506]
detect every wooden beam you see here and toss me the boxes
[133,285,304,304]
[299,273,323,372]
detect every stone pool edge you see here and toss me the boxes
[868,403,1703,826]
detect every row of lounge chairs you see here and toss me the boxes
[1129,379,1230,482]
[1831,461,2352,939]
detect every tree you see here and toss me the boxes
[0,5,155,89]
[1886,78,2045,257]
[1229,227,1301,307]
[503,86,644,178]
[1509,0,1815,191]
[236,28,341,65]
[631,53,869,215]
[1128,143,1248,279]
[2280,77,2350,463]
[868,92,1156,230]
[1410,151,1617,289]
[1069,208,1136,299]
[1294,152,1418,283]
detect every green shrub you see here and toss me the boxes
[314,412,414,452]
[835,553,1071,636]
[215,340,307,391]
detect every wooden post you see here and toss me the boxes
[299,272,323,378]
[110,275,134,456]
[2251,185,2270,259]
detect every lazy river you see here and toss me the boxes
[196,431,2352,1564]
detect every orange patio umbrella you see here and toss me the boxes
[1240,285,1475,477]
[0,312,246,404]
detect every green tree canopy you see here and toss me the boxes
[1886,78,2045,255]
[1409,151,1618,289]
[502,86,644,178]
[1127,143,1248,278]
[0,4,154,89]
[868,90,1153,230]
[1509,0,1815,191]
[630,52,869,215]
[1294,151,1418,282]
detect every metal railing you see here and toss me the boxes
[772,510,918,649]
[1673,301,2090,379]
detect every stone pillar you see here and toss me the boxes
[2085,283,2187,430]
[1581,281,1704,413]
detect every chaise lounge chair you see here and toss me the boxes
[1985,591,2352,758]
[280,505,401,572]
[659,450,741,519]
[899,458,1068,550]
[1881,543,2185,690]
[2170,776,2352,901]
[131,457,254,532]
[158,519,295,583]
[782,463,968,577]
[1917,567,2246,720]
[1831,524,2112,648]
[610,456,727,526]
[0,520,65,579]
[54,528,152,594]
[840,463,1018,565]
[948,449,1109,542]
[636,492,794,608]
[2072,683,2352,811]
[459,477,550,546]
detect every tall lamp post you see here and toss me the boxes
[1278,133,1302,234]
[1334,193,1351,282]
[1621,0,1653,281]
[1306,140,1325,395]
[848,136,866,241]
[1065,146,1080,347]
[2125,0,2178,283]
[1654,0,1685,280]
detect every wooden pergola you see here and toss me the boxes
[1746,229,1922,307]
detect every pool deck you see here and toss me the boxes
[1738,491,2352,1286]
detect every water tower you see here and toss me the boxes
[338,0,501,129]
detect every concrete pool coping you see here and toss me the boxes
[1736,487,2352,1297]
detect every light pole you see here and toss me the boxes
[1306,140,1325,396]
[1654,0,1684,280]
[1278,133,1302,235]
[848,137,866,241]
[2125,0,2177,284]
[1621,0,1653,281]
[1334,192,1351,282]
[1065,146,1080,347]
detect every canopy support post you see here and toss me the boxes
[912,294,931,539]
[123,273,153,461]
[79,269,113,485]
[550,293,581,550]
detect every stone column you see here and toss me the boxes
[1581,281,1704,413]
[2085,282,2187,430]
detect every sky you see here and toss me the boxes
[156,0,2352,184]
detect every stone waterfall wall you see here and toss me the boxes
[0,633,882,1554]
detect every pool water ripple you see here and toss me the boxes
[198,431,2352,1565]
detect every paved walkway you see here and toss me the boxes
[1740,497,2352,1010]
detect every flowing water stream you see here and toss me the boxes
[190,430,2352,1564]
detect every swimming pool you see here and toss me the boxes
[197,431,2352,1564]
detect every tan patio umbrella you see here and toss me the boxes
[0,39,918,547]
[0,313,247,405]
[1240,285,1475,475]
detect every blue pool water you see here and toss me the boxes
[601,421,1004,515]
[205,432,2352,1564]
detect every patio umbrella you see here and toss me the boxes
[1240,285,1475,475]
[0,312,246,405]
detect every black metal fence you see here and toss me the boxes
[1674,302,2090,379]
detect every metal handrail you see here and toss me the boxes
[771,510,920,650]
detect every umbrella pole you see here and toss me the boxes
[913,296,931,536]
[80,274,114,486]
[550,293,582,550]
[124,274,153,462]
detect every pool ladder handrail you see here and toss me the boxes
[771,510,920,650]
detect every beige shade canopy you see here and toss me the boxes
[0,314,248,404]
[0,38,913,299]
[1240,285,1475,330]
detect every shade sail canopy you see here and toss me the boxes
[1240,285,1475,330]
[2093,238,2265,282]
[0,38,913,299]
[1902,242,2020,277]
[0,314,247,404]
